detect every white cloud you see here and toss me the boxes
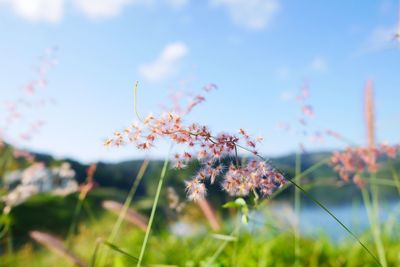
[308,57,328,73]
[166,0,188,9]
[211,0,280,30]
[4,0,64,23]
[360,25,397,53]
[1,0,186,22]
[73,0,145,18]
[138,41,188,82]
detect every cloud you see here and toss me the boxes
[73,0,131,18]
[1,0,187,22]
[4,0,64,23]
[308,57,328,73]
[360,25,397,53]
[210,0,280,30]
[166,0,188,9]
[138,41,188,82]
[74,0,188,18]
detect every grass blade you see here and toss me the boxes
[137,153,170,267]
[109,160,149,240]
[90,238,138,267]
[288,178,382,266]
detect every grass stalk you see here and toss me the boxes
[287,177,382,266]
[98,160,149,267]
[361,185,387,267]
[109,160,149,241]
[264,157,330,203]
[137,155,169,267]
[294,151,301,266]
[206,228,239,267]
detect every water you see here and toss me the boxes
[170,201,400,239]
[262,201,400,240]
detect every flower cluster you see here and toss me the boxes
[221,160,285,197]
[106,86,286,201]
[330,144,399,187]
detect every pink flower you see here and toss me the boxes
[108,84,286,200]
[185,179,207,201]
[330,144,399,187]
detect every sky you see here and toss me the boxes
[0,0,400,163]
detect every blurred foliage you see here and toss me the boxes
[2,143,400,206]
[1,201,399,267]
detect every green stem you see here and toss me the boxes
[137,156,169,266]
[99,160,149,267]
[294,151,301,266]
[361,185,387,267]
[133,81,143,122]
[109,160,149,242]
[267,157,330,201]
[206,225,239,267]
[287,178,381,266]
[206,240,229,267]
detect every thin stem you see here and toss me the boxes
[99,160,149,267]
[109,160,149,242]
[234,145,240,168]
[287,178,382,266]
[264,157,330,203]
[205,224,240,267]
[137,154,170,266]
[362,184,387,267]
[294,151,301,266]
[133,81,143,122]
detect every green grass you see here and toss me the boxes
[2,195,400,267]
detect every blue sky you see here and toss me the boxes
[0,0,399,163]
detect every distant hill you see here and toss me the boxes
[2,144,400,205]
